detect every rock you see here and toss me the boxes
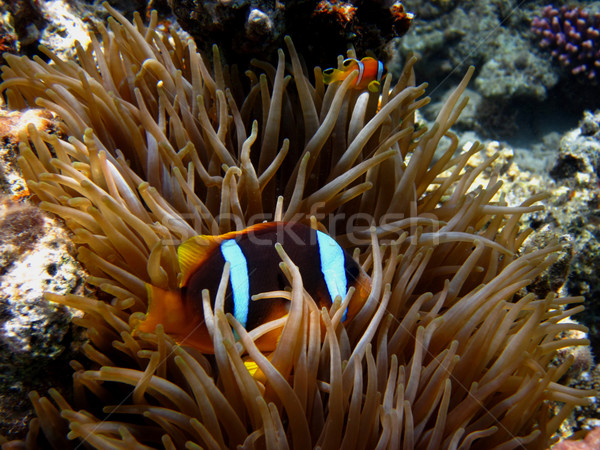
[0,109,86,440]
[553,425,600,449]
[0,198,85,440]
[0,109,59,198]
[170,0,414,67]
[475,34,558,101]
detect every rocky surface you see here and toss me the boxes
[396,0,600,144]
[545,110,600,355]
[437,109,600,437]
[0,199,84,440]
[0,0,90,61]
[0,109,59,198]
[397,0,583,96]
[0,109,86,440]
[170,0,414,68]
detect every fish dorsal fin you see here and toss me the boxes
[178,235,223,286]
[233,221,283,237]
[177,223,282,286]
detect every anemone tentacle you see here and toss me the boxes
[0,3,591,448]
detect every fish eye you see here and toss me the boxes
[342,58,357,68]
[323,68,335,75]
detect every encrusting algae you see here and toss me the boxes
[0,3,593,448]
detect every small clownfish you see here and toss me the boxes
[136,222,371,353]
[323,57,385,93]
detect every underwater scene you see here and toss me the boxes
[0,0,600,448]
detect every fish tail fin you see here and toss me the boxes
[368,80,381,93]
[136,284,186,334]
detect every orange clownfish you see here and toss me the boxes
[323,57,385,93]
[136,222,371,353]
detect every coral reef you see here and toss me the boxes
[474,34,558,100]
[543,110,600,353]
[0,0,46,54]
[170,0,413,67]
[0,21,17,66]
[552,427,600,449]
[455,137,600,438]
[0,109,58,197]
[0,110,83,440]
[0,3,593,448]
[403,0,459,20]
[515,109,600,435]
[531,5,600,84]
[0,0,93,62]
[394,1,597,143]
[555,353,600,440]
[0,197,84,440]
[397,0,559,100]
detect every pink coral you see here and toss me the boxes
[531,5,600,83]
[552,427,600,450]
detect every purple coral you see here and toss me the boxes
[531,5,600,82]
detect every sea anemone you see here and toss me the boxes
[0,3,591,448]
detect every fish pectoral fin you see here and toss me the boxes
[244,359,260,376]
[368,80,381,93]
[243,352,274,382]
[136,284,186,334]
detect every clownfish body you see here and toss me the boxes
[323,57,385,93]
[136,222,371,353]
